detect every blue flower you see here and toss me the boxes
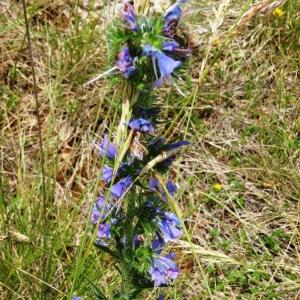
[163,41,192,57]
[101,165,114,183]
[91,196,111,225]
[156,212,182,243]
[149,252,180,286]
[129,118,155,133]
[143,45,181,87]
[149,178,177,199]
[166,181,177,196]
[149,177,159,190]
[98,223,111,239]
[163,140,190,150]
[163,1,188,38]
[72,296,83,300]
[123,0,138,31]
[151,237,165,254]
[116,47,136,78]
[149,268,166,287]
[111,175,133,198]
[157,294,164,300]
[163,40,180,51]
[95,135,117,160]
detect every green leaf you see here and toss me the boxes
[91,284,107,300]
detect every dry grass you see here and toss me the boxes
[1,0,300,299]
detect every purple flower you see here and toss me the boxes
[149,137,189,153]
[149,253,180,286]
[116,47,136,78]
[149,178,177,199]
[160,180,178,199]
[156,212,182,243]
[163,1,188,38]
[72,297,83,300]
[123,0,138,31]
[91,207,101,225]
[163,41,192,57]
[149,177,159,190]
[164,140,190,150]
[101,165,114,183]
[151,237,165,254]
[163,40,180,52]
[150,268,166,287]
[166,181,177,196]
[129,118,155,133]
[157,295,164,300]
[143,45,181,87]
[95,135,117,160]
[98,223,111,239]
[91,196,111,225]
[111,175,133,198]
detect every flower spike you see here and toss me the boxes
[87,1,192,297]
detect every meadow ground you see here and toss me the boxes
[0,0,299,299]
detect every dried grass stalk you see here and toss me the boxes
[237,0,286,32]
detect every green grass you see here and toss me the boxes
[1,0,300,299]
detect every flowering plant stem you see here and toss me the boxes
[84,1,192,299]
[121,186,134,299]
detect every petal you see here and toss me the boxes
[166,181,177,195]
[163,40,180,51]
[150,267,166,286]
[149,177,159,190]
[142,44,156,56]
[165,212,181,226]
[111,176,133,198]
[156,51,181,76]
[101,165,114,183]
[153,78,164,88]
[116,47,136,78]
[151,237,165,254]
[159,221,182,242]
[99,135,118,159]
[98,223,111,239]
[123,0,138,31]
[91,207,101,225]
[166,267,180,279]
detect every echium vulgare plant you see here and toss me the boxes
[80,1,192,299]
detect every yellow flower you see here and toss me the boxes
[273,7,284,18]
[214,183,222,191]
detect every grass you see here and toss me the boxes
[1,0,300,299]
